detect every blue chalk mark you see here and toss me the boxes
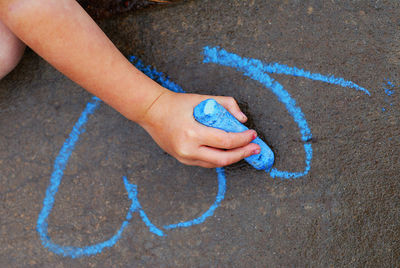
[37,96,101,238]
[384,88,394,96]
[385,79,395,88]
[163,168,226,229]
[203,47,370,96]
[384,86,394,96]
[269,143,312,179]
[382,80,396,113]
[37,59,226,257]
[123,177,164,236]
[203,46,370,179]
[129,56,185,93]
[203,46,312,142]
[383,79,395,96]
[203,46,313,178]
[36,97,163,258]
[37,46,374,258]
[36,97,133,258]
[261,62,370,96]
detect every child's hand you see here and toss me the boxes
[139,91,261,168]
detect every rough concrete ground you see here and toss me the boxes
[1,0,399,267]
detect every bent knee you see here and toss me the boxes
[0,22,25,79]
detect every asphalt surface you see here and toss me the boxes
[1,0,399,267]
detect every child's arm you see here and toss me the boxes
[0,0,260,168]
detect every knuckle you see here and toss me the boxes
[176,146,192,159]
[184,129,197,140]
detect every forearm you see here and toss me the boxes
[0,0,167,123]
[0,0,261,168]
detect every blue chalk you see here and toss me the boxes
[194,99,274,171]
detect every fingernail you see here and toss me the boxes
[240,112,247,121]
[252,131,258,140]
[252,148,260,155]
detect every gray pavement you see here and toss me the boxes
[1,0,399,266]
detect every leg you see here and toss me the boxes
[0,19,25,79]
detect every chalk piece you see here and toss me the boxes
[194,99,274,171]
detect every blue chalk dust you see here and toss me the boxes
[382,79,396,113]
[194,98,274,171]
[384,79,395,96]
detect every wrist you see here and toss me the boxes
[136,89,177,130]
[117,83,170,123]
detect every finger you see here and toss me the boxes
[197,125,257,149]
[197,143,261,167]
[214,96,248,123]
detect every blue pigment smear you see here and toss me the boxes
[37,59,226,258]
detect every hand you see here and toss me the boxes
[138,90,261,168]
